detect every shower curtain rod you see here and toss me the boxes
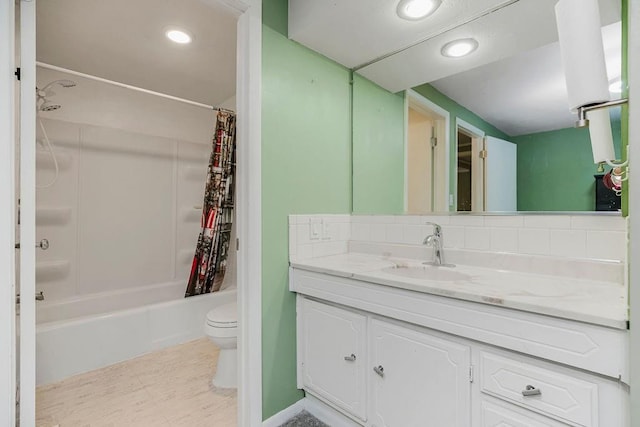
[36,61,222,111]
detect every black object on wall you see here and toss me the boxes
[594,175,621,211]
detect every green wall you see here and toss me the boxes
[263,0,288,36]
[513,120,622,211]
[621,0,629,215]
[352,74,405,214]
[261,9,352,420]
[351,80,512,215]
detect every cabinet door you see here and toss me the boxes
[300,298,367,420]
[369,319,471,427]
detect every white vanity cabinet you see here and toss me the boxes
[291,268,629,427]
[298,298,472,426]
[369,319,471,427]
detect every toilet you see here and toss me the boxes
[204,300,238,389]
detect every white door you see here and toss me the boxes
[1,1,18,425]
[299,298,367,420]
[406,91,450,214]
[485,136,517,212]
[369,319,471,427]
[19,0,37,425]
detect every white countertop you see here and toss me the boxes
[290,253,628,329]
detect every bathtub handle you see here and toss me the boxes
[14,239,49,250]
[16,291,45,304]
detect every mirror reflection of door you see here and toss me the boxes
[485,136,518,211]
[457,131,472,211]
[406,92,448,213]
[456,120,485,212]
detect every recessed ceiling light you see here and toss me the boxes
[441,38,479,58]
[166,28,192,44]
[609,78,622,93]
[396,0,442,21]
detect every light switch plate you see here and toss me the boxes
[322,221,331,240]
[309,218,322,240]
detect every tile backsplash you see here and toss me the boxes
[290,214,627,264]
[350,214,627,263]
[289,215,351,261]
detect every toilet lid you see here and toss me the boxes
[206,302,237,328]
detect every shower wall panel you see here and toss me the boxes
[35,120,81,301]
[35,118,210,304]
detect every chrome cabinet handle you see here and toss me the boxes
[373,365,384,377]
[344,354,356,362]
[522,385,541,397]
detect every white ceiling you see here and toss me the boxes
[289,0,622,136]
[290,0,521,69]
[37,0,238,107]
[430,22,622,136]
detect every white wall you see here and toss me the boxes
[35,66,237,307]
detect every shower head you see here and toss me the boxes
[36,79,76,112]
[40,79,77,93]
[39,101,62,112]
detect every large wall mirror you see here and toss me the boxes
[290,0,624,214]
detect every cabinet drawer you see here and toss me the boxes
[479,352,598,426]
[481,399,569,426]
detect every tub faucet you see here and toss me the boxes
[423,222,447,266]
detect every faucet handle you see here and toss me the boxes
[425,222,442,235]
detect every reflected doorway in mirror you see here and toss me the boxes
[456,119,485,212]
[405,90,450,213]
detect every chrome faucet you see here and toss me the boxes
[423,222,451,267]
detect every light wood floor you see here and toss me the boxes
[36,338,237,427]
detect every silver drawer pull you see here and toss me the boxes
[522,385,541,396]
[373,365,384,377]
[344,354,356,362]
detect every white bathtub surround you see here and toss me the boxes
[35,119,210,303]
[36,288,236,385]
[36,280,187,324]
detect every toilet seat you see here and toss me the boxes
[206,302,237,329]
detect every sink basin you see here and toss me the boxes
[381,265,471,282]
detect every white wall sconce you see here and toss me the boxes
[555,0,629,170]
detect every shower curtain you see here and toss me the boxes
[185,109,236,297]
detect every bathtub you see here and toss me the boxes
[36,280,236,385]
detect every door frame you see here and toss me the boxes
[231,0,263,425]
[0,0,17,424]
[627,0,638,425]
[20,0,37,424]
[11,0,264,425]
[404,89,450,212]
[455,118,485,212]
